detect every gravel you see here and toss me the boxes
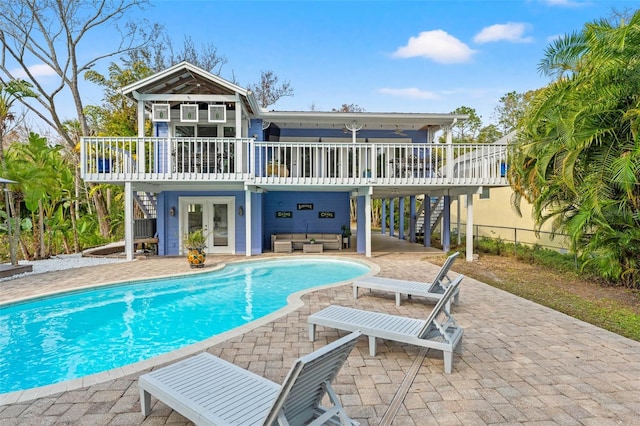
[0,253,127,282]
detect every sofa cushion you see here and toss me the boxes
[276,234,292,240]
[307,233,323,240]
[322,233,340,240]
[291,233,306,240]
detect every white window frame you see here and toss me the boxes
[180,104,199,122]
[208,104,226,123]
[152,104,170,122]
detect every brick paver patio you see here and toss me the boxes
[1,252,639,425]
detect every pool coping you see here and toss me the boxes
[0,256,378,405]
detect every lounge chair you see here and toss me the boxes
[309,276,463,374]
[353,252,460,307]
[139,331,362,425]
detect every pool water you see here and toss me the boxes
[0,258,369,394]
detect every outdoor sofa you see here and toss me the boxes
[271,233,342,252]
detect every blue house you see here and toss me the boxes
[80,62,509,260]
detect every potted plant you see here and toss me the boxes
[341,224,352,248]
[309,238,316,244]
[184,229,207,268]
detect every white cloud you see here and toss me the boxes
[392,30,476,64]
[474,22,534,44]
[542,0,586,7]
[547,33,564,42]
[378,87,440,100]
[10,63,56,79]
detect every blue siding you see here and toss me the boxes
[263,191,350,249]
[278,128,428,143]
[154,122,170,173]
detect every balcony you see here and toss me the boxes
[81,137,509,187]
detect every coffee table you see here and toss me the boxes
[302,243,323,253]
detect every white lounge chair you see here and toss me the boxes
[309,276,464,374]
[139,331,362,425]
[353,252,460,307]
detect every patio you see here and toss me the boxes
[1,251,639,425]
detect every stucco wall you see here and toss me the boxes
[450,187,571,251]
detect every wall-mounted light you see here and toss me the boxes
[169,206,176,216]
[238,206,244,216]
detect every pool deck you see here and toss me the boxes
[1,248,639,425]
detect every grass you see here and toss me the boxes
[436,240,640,342]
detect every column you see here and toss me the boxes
[442,195,451,252]
[423,194,431,248]
[399,197,405,240]
[466,194,474,262]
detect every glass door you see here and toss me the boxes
[180,196,235,254]
[211,202,229,249]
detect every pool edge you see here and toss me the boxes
[1,255,378,404]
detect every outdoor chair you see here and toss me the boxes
[139,331,362,425]
[353,252,460,307]
[309,276,464,374]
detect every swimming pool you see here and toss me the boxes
[0,258,370,394]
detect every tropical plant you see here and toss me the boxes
[508,10,640,287]
[184,229,207,250]
[0,79,37,165]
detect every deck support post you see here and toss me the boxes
[245,189,252,257]
[125,182,134,261]
[466,194,474,262]
[442,195,451,252]
[399,197,405,240]
[423,194,431,248]
[409,196,416,243]
[389,198,395,237]
[381,199,386,235]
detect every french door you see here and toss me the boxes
[180,196,235,254]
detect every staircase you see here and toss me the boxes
[133,192,158,239]
[416,196,445,236]
[133,192,157,218]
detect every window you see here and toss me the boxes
[208,104,226,123]
[198,126,218,137]
[175,126,194,137]
[180,104,199,122]
[152,104,170,122]
[223,127,236,137]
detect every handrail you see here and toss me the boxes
[81,137,509,186]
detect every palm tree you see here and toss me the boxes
[0,80,37,166]
[509,11,640,287]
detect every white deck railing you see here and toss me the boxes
[81,137,508,186]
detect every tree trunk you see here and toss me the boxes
[90,185,111,238]
[38,199,45,259]
[70,198,80,253]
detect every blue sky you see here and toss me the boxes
[12,0,638,129]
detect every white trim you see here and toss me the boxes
[121,61,250,97]
[137,94,239,102]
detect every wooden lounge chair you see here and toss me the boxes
[139,331,362,425]
[353,252,460,307]
[309,276,464,374]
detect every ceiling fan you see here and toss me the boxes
[390,125,408,136]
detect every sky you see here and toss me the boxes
[9,0,639,130]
